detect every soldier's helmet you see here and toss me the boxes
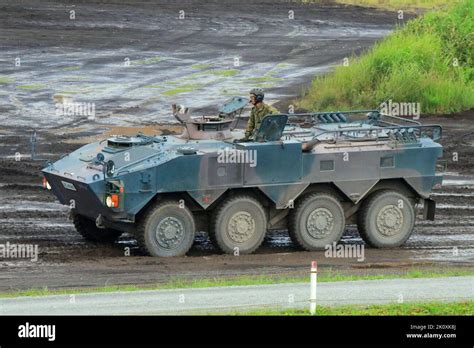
[250,87,264,102]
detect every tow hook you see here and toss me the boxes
[96,214,106,229]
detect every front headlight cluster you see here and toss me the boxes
[105,180,124,209]
[105,194,119,208]
[42,177,51,190]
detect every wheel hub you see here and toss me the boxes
[228,211,255,243]
[155,217,185,249]
[376,205,404,236]
[307,208,334,239]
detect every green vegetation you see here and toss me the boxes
[191,69,239,78]
[221,301,474,316]
[63,75,86,80]
[0,76,13,84]
[157,69,239,93]
[61,66,81,71]
[299,0,474,114]
[191,63,212,69]
[1,267,472,298]
[16,84,46,90]
[162,83,204,95]
[334,0,452,11]
[246,69,284,85]
[246,76,284,83]
[207,69,239,77]
[274,62,290,69]
[143,85,163,89]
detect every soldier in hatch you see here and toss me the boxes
[244,88,279,139]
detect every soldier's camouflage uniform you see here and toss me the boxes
[245,103,279,138]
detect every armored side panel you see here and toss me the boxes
[237,140,302,185]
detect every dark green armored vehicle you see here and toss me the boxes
[42,99,443,257]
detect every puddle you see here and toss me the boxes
[411,248,474,262]
[437,204,474,210]
[432,192,474,197]
[0,201,67,212]
[440,174,474,186]
[442,180,474,186]
[409,233,474,243]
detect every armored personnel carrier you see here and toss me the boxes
[42,98,443,257]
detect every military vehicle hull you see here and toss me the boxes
[42,110,443,256]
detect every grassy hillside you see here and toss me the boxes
[299,0,474,114]
[334,0,452,11]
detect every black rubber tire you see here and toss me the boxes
[357,190,415,248]
[72,213,122,243]
[288,192,345,251]
[136,200,195,257]
[210,195,267,254]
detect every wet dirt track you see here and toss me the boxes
[0,1,473,291]
[1,111,473,291]
[0,0,400,129]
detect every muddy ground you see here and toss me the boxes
[1,111,474,291]
[0,0,473,291]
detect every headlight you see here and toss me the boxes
[105,196,113,207]
[42,177,51,190]
[105,194,119,208]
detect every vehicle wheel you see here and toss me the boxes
[357,190,415,248]
[72,212,122,243]
[210,195,267,254]
[136,200,195,257]
[288,193,345,250]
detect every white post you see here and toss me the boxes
[310,261,317,315]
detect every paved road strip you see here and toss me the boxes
[1,276,473,315]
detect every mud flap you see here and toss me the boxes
[423,199,436,221]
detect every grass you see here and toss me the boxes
[334,0,453,11]
[61,66,81,71]
[246,76,284,83]
[1,267,472,299]
[246,69,284,84]
[143,84,163,89]
[275,62,290,69]
[189,69,239,78]
[156,68,239,94]
[63,75,86,80]
[0,76,13,84]
[162,83,204,95]
[299,0,474,114]
[16,84,46,90]
[220,301,474,315]
[191,63,212,69]
[208,69,239,77]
